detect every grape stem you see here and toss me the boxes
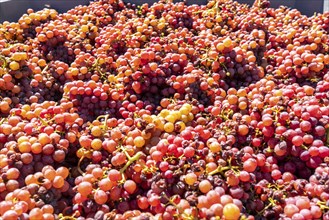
[126,58,135,72]
[142,163,158,175]
[271,106,283,123]
[0,55,7,69]
[300,144,308,150]
[77,155,85,175]
[41,64,49,75]
[162,192,180,208]
[0,117,7,126]
[120,151,143,175]
[58,212,78,220]
[77,149,92,175]
[317,201,329,210]
[92,58,106,80]
[219,108,233,122]
[38,116,55,127]
[161,193,196,219]
[95,114,110,131]
[208,165,240,176]
[194,1,220,16]
[266,183,284,190]
[257,197,278,216]
[59,217,77,220]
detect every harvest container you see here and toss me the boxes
[0,0,328,22]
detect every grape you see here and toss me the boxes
[198,180,212,194]
[243,158,258,173]
[185,173,198,186]
[94,190,108,205]
[56,167,69,179]
[2,210,19,220]
[295,197,311,210]
[284,204,300,218]
[311,205,322,218]
[209,142,221,153]
[123,180,137,194]
[300,209,312,219]
[229,186,244,199]
[6,168,20,180]
[43,169,56,181]
[133,136,145,148]
[29,208,43,220]
[220,195,234,206]
[52,176,65,189]
[77,182,93,197]
[137,197,149,210]
[108,169,122,182]
[223,203,240,220]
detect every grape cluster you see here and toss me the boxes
[0,0,329,219]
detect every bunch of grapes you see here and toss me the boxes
[1,0,329,219]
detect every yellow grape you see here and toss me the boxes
[223,203,240,220]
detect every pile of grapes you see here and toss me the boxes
[1,0,329,219]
